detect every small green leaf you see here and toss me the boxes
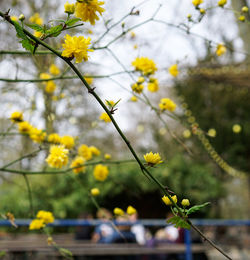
[46,24,63,37]
[167,216,191,229]
[26,23,45,33]
[186,202,210,215]
[113,99,121,107]
[66,18,81,26]
[59,247,73,259]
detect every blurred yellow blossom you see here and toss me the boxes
[181,199,190,207]
[104,153,111,160]
[49,64,60,75]
[64,1,75,14]
[75,0,105,25]
[71,156,86,174]
[29,219,45,230]
[78,144,93,160]
[18,121,32,134]
[113,207,124,216]
[93,164,109,181]
[40,73,51,80]
[132,57,157,75]
[147,77,159,92]
[10,111,23,123]
[216,44,226,56]
[11,16,18,22]
[159,98,177,112]
[100,112,111,123]
[62,34,93,63]
[183,129,191,139]
[29,13,43,25]
[89,146,101,156]
[29,127,47,143]
[60,135,75,149]
[192,0,203,7]
[46,145,69,168]
[91,188,100,196]
[127,206,137,215]
[232,124,241,134]
[162,195,177,206]
[200,8,206,14]
[36,210,54,224]
[85,76,93,85]
[218,0,227,7]
[242,6,249,12]
[130,96,138,102]
[48,133,61,144]
[238,15,245,22]
[131,83,144,94]
[208,128,216,137]
[144,152,163,166]
[168,64,179,77]
[34,31,43,38]
[45,81,56,94]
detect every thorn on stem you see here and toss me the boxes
[88,87,96,94]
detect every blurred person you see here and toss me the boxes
[129,211,147,245]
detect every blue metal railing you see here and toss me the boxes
[0,219,249,260]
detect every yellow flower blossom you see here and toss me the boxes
[49,64,60,75]
[147,78,159,92]
[89,146,101,156]
[132,57,157,75]
[106,100,115,107]
[62,34,93,63]
[113,207,124,216]
[133,44,138,49]
[208,128,216,137]
[162,195,177,206]
[64,1,75,14]
[78,144,93,160]
[144,152,163,166]
[100,112,111,123]
[91,188,100,196]
[183,129,191,139]
[40,73,51,80]
[85,76,93,85]
[45,81,56,94]
[93,164,109,181]
[168,64,179,77]
[29,13,43,25]
[159,98,177,112]
[18,121,32,134]
[130,31,136,38]
[36,210,54,224]
[130,96,138,102]
[192,0,203,7]
[46,145,69,168]
[29,219,45,230]
[218,0,227,7]
[200,8,206,14]
[242,6,249,13]
[34,30,43,38]
[75,0,105,25]
[127,206,137,215]
[71,156,86,174]
[11,16,18,22]
[104,153,111,159]
[232,124,241,134]
[238,15,245,22]
[181,199,190,207]
[216,44,226,56]
[10,111,23,123]
[137,77,145,84]
[29,127,47,143]
[48,133,61,144]
[60,135,75,149]
[131,83,144,94]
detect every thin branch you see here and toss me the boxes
[23,174,34,218]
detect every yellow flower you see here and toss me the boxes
[187,14,192,19]
[10,111,23,123]
[89,146,101,156]
[127,206,137,215]
[85,76,93,85]
[91,188,100,196]
[208,128,216,137]
[49,64,60,75]
[137,77,145,84]
[75,0,105,25]
[162,195,177,206]
[130,96,138,102]
[64,1,75,14]
[29,13,43,25]
[36,210,54,224]
[60,135,75,149]
[131,83,144,94]
[40,73,51,80]
[232,124,241,134]
[132,57,157,75]
[130,31,136,38]
[159,98,177,112]
[46,145,69,168]
[144,152,163,166]
[34,30,43,38]
[183,129,191,138]
[168,64,179,77]
[45,81,56,94]
[216,44,226,56]
[62,34,93,63]
[242,6,249,12]
[100,112,111,123]
[105,100,115,107]
[181,199,190,207]
[133,44,138,49]
[104,153,111,160]
[218,0,227,7]
[29,219,45,230]
[200,8,206,14]
[238,15,245,22]
[113,207,124,216]
[78,144,93,160]
[192,0,203,7]
[71,156,86,174]
[18,121,32,134]
[93,164,109,181]
[11,16,18,22]
[48,133,61,144]
[29,127,47,143]
[147,78,159,92]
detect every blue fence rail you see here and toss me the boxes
[0,219,249,260]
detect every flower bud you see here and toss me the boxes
[181,199,190,207]
[18,14,25,21]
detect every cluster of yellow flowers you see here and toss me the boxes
[93,164,109,181]
[162,195,190,207]
[216,44,226,57]
[46,145,69,169]
[144,152,163,167]
[40,64,61,94]
[113,205,137,216]
[29,210,54,230]
[132,57,157,76]
[48,134,75,149]
[158,98,177,112]
[99,112,111,123]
